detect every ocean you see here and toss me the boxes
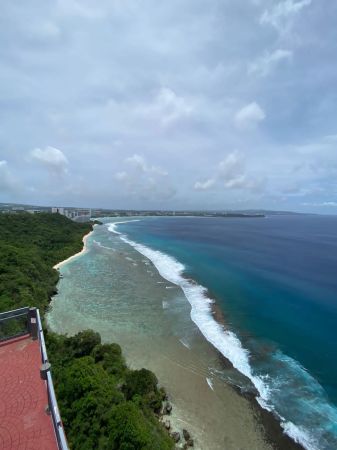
[48,214,337,450]
[114,215,337,450]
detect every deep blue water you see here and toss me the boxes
[118,215,337,449]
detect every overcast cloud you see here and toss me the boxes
[1,0,337,213]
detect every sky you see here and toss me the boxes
[1,0,337,213]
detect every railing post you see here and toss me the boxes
[28,307,38,340]
[40,362,51,380]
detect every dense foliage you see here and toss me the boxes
[0,213,173,449]
[0,213,91,313]
[47,330,173,449]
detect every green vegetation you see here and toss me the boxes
[47,330,173,449]
[0,213,173,449]
[0,213,91,313]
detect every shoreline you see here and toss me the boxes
[50,222,306,449]
[53,230,94,270]
[108,222,307,450]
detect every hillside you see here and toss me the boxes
[0,213,173,449]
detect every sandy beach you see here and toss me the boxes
[53,230,93,270]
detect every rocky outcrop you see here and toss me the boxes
[159,400,194,448]
[183,429,190,441]
[164,401,172,414]
[171,432,181,443]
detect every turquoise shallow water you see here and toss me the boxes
[48,220,278,450]
[116,215,337,450]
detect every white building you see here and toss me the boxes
[51,207,65,215]
[51,207,91,221]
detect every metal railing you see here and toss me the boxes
[0,307,30,342]
[0,307,69,450]
[36,308,69,450]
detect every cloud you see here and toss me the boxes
[234,102,266,130]
[22,21,62,43]
[194,152,265,193]
[282,184,311,196]
[56,0,104,19]
[126,154,168,176]
[115,154,174,202]
[37,21,61,39]
[115,171,128,181]
[260,0,312,32]
[125,154,148,172]
[156,88,193,125]
[218,151,244,180]
[302,201,337,207]
[218,152,265,191]
[30,146,68,174]
[248,49,293,77]
[322,202,337,207]
[136,88,194,127]
[224,174,248,189]
[0,160,18,193]
[194,179,215,190]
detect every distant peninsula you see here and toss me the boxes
[1,201,313,220]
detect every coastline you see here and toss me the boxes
[48,224,275,449]
[211,299,304,450]
[53,229,94,270]
[109,222,308,450]
[48,222,309,449]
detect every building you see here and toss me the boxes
[51,207,91,222]
[51,207,65,215]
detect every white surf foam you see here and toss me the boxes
[108,220,317,450]
[282,422,318,450]
[108,220,140,235]
[206,377,214,391]
[179,338,191,349]
[108,224,267,394]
